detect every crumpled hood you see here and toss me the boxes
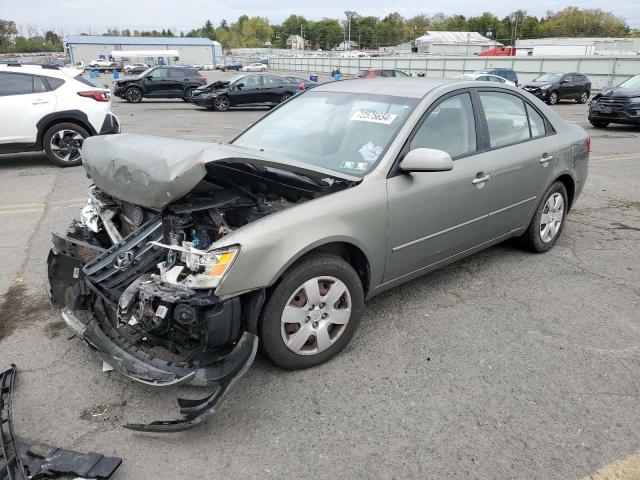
[598,86,638,98]
[81,134,359,210]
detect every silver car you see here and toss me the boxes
[47,78,589,431]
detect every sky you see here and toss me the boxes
[1,0,638,33]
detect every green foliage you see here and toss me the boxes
[540,7,629,37]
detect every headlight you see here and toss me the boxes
[630,97,640,104]
[540,84,552,90]
[152,241,239,289]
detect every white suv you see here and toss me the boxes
[0,64,119,167]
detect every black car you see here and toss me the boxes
[523,72,591,105]
[481,68,519,87]
[191,74,302,111]
[588,75,640,128]
[222,61,243,72]
[113,66,206,103]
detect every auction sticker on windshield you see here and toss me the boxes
[351,110,398,125]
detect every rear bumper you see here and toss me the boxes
[46,233,258,432]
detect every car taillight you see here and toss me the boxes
[586,137,591,152]
[77,91,109,102]
[299,82,305,90]
[198,77,207,84]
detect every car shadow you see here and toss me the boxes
[0,152,56,170]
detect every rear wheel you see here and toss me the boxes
[280,93,293,103]
[577,91,589,104]
[213,95,231,111]
[260,254,364,370]
[590,120,609,128]
[125,87,143,103]
[519,181,568,253]
[547,91,559,105]
[43,123,89,167]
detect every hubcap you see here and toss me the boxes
[216,97,230,109]
[550,93,558,104]
[49,130,83,163]
[280,276,351,356]
[539,192,564,243]
[128,89,141,101]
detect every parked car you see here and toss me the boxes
[243,63,268,72]
[123,63,149,75]
[523,72,591,105]
[280,75,318,90]
[456,73,515,86]
[112,66,207,103]
[222,61,243,72]
[588,74,640,128]
[193,63,203,70]
[191,74,302,110]
[0,64,119,167]
[47,78,588,430]
[481,68,519,86]
[356,68,409,78]
[87,59,118,70]
[203,64,215,71]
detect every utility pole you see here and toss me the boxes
[345,11,357,51]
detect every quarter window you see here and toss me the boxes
[0,72,35,96]
[410,93,477,159]
[479,92,530,148]
[526,104,546,138]
[33,76,48,93]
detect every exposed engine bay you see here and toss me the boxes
[46,137,355,431]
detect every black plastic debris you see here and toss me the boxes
[0,365,122,479]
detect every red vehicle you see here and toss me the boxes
[479,47,516,56]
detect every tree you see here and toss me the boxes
[352,16,379,49]
[44,30,60,45]
[466,12,501,38]
[0,19,17,50]
[404,15,430,43]
[540,7,628,37]
[241,16,273,47]
[309,18,343,50]
[375,12,406,47]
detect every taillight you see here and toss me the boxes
[586,137,591,152]
[198,77,207,84]
[299,82,305,90]
[77,91,109,102]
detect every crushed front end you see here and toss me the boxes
[46,185,264,432]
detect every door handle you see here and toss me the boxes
[539,155,554,164]
[472,174,491,185]
[32,99,49,104]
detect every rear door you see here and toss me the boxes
[559,74,575,99]
[261,75,288,103]
[0,72,56,145]
[476,89,558,236]
[169,68,191,95]
[385,91,495,281]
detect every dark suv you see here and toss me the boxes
[588,74,640,128]
[523,72,591,105]
[481,68,519,87]
[113,66,206,103]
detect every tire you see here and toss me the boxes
[547,91,559,105]
[125,87,143,103]
[213,95,231,111]
[577,91,589,104]
[519,181,568,253]
[590,120,609,128]
[280,93,293,103]
[183,88,195,102]
[42,123,89,167]
[260,254,364,370]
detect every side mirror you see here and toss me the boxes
[399,148,453,172]
[145,75,153,80]
[561,79,569,84]
[236,83,244,89]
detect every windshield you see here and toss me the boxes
[534,73,563,82]
[228,74,245,85]
[136,67,154,78]
[232,91,417,176]
[619,75,640,90]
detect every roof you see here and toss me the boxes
[65,35,220,47]
[417,31,497,45]
[314,77,453,99]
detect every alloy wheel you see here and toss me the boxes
[126,88,142,103]
[49,129,84,163]
[280,94,292,103]
[280,276,352,356]
[580,91,588,103]
[549,92,558,105]
[539,192,564,243]
[215,96,230,111]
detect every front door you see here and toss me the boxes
[229,75,263,106]
[144,67,171,96]
[476,90,558,236]
[385,92,494,282]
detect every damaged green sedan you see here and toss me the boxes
[46,78,589,431]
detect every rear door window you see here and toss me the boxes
[263,76,283,87]
[410,93,477,159]
[479,91,530,148]
[0,72,35,96]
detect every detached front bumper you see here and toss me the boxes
[46,233,258,432]
[588,105,640,125]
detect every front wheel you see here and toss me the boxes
[125,87,143,103]
[547,91,559,105]
[260,254,364,370]
[519,181,568,253]
[577,91,589,104]
[43,123,89,167]
[213,95,231,111]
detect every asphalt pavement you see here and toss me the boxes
[0,71,639,479]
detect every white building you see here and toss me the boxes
[64,35,222,66]
[286,35,309,50]
[415,31,499,55]
[515,37,640,56]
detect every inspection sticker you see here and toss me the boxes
[340,161,369,170]
[351,110,397,125]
